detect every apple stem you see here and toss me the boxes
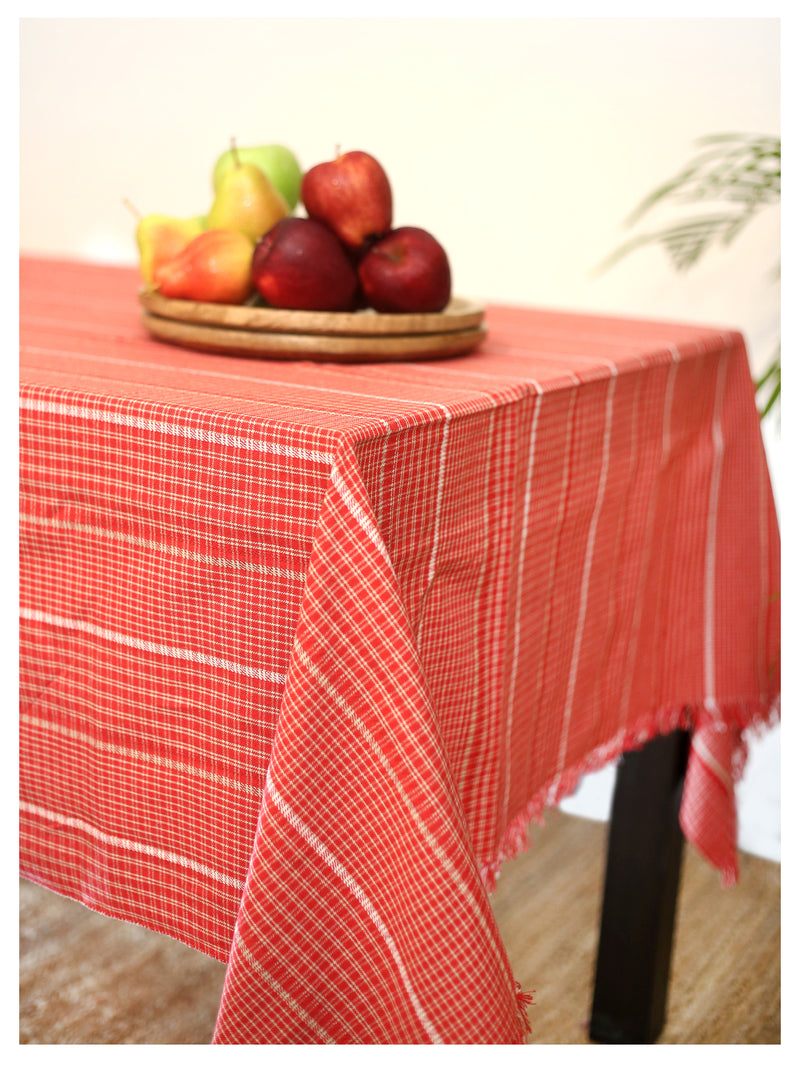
[230,137,240,168]
[335,143,341,158]
[122,198,142,221]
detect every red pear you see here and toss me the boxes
[251,217,360,312]
[357,227,452,314]
[153,229,254,304]
[301,150,392,252]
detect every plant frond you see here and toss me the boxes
[755,345,781,420]
[624,134,780,228]
[755,346,781,392]
[759,377,781,419]
[596,213,744,274]
[598,133,780,420]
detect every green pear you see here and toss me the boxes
[212,144,302,212]
[207,157,289,244]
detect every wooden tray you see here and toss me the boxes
[139,290,487,362]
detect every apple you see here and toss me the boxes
[357,227,452,314]
[301,150,392,252]
[212,144,303,212]
[251,217,360,312]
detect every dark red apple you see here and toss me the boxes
[357,227,452,314]
[301,150,392,252]
[251,217,360,312]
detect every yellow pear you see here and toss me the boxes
[206,149,289,244]
[125,202,206,285]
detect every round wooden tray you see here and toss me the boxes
[138,290,487,362]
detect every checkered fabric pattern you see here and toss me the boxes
[19,257,780,1044]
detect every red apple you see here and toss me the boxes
[357,227,452,314]
[301,150,392,252]
[251,217,360,312]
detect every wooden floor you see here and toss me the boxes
[491,810,780,1044]
[19,811,780,1044]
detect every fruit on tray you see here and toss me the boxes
[251,217,359,312]
[153,229,255,304]
[212,144,303,212]
[136,144,457,316]
[130,209,206,285]
[301,150,393,252]
[207,146,289,244]
[357,226,452,313]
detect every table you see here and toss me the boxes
[19,256,780,1044]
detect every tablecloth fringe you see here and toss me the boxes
[480,694,781,894]
[515,982,535,1036]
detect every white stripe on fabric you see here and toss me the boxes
[617,348,681,726]
[534,388,578,803]
[502,392,543,823]
[458,406,499,812]
[414,410,453,648]
[757,416,770,696]
[21,344,498,412]
[427,414,452,583]
[692,733,734,791]
[20,714,264,796]
[555,372,618,779]
[330,463,392,568]
[20,607,286,685]
[293,646,503,954]
[20,800,246,890]
[19,512,307,583]
[265,769,443,1044]
[19,396,334,465]
[662,346,681,456]
[703,351,730,715]
[233,931,336,1044]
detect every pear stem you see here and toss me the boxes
[122,198,142,221]
[230,137,241,168]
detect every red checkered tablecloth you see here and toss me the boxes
[19,256,780,1044]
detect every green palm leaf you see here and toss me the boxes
[595,133,780,418]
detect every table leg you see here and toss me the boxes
[589,728,691,1043]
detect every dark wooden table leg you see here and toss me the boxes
[589,728,691,1043]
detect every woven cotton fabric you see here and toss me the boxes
[19,258,780,1043]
